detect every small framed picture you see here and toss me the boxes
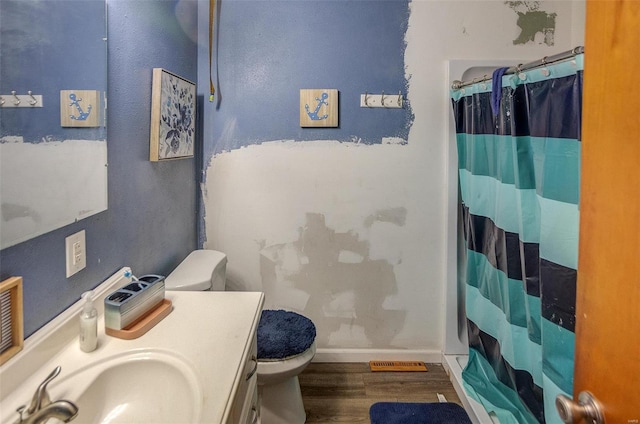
[149,68,196,161]
[300,89,338,128]
[60,90,101,127]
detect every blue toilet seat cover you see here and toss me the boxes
[257,310,316,360]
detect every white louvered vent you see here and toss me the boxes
[1,289,13,353]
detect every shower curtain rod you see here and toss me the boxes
[451,46,584,90]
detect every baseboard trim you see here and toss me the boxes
[313,348,442,363]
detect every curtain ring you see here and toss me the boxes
[480,75,488,89]
[540,57,550,77]
[364,91,370,107]
[381,91,386,107]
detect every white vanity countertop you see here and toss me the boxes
[0,268,264,424]
[98,291,265,423]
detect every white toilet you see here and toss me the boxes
[164,249,316,424]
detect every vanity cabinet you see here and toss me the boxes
[0,268,265,424]
[230,336,260,424]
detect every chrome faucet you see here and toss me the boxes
[14,367,79,424]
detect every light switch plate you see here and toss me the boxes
[65,230,86,278]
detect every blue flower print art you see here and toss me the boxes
[149,68,196,161]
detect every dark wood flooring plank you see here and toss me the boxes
[298,371,366,398]
[303,398,379,423]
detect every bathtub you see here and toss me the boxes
[442,354,497,424]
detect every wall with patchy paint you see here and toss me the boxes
[202,0,413,154]
[0,0,199,337]
[199,0,585,359]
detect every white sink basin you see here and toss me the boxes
[47,350,202,424]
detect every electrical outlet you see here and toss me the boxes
[65,230,86,277]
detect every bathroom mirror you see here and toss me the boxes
[0,0,108,249]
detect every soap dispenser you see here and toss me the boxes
[79,290,98,352]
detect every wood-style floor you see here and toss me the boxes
[299,363,463,423]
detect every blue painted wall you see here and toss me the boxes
[0,0,198,337]
[201,0,413,156]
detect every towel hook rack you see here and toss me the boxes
[359,91,402,109]
[0,91,44,108]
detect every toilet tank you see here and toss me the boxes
[164,250,227,291]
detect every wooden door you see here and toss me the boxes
[571,0,640,422]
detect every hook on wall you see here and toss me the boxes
[11,91,21,106]
[27,91,38,106]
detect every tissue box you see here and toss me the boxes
[104,275,165,331]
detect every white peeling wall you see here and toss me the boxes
[205,141,442,352]
[202,1,585,359]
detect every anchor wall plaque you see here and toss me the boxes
[60,90,101,127]
[300,89,338,128]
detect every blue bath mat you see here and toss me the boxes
[369,402,472,424]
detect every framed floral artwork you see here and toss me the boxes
[149,68,196,161]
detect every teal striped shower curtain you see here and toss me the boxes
[451,55,583,423]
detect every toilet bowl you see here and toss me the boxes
[165,250,316,424]
[257,309,316,424]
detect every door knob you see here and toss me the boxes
[556,391,605,424]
